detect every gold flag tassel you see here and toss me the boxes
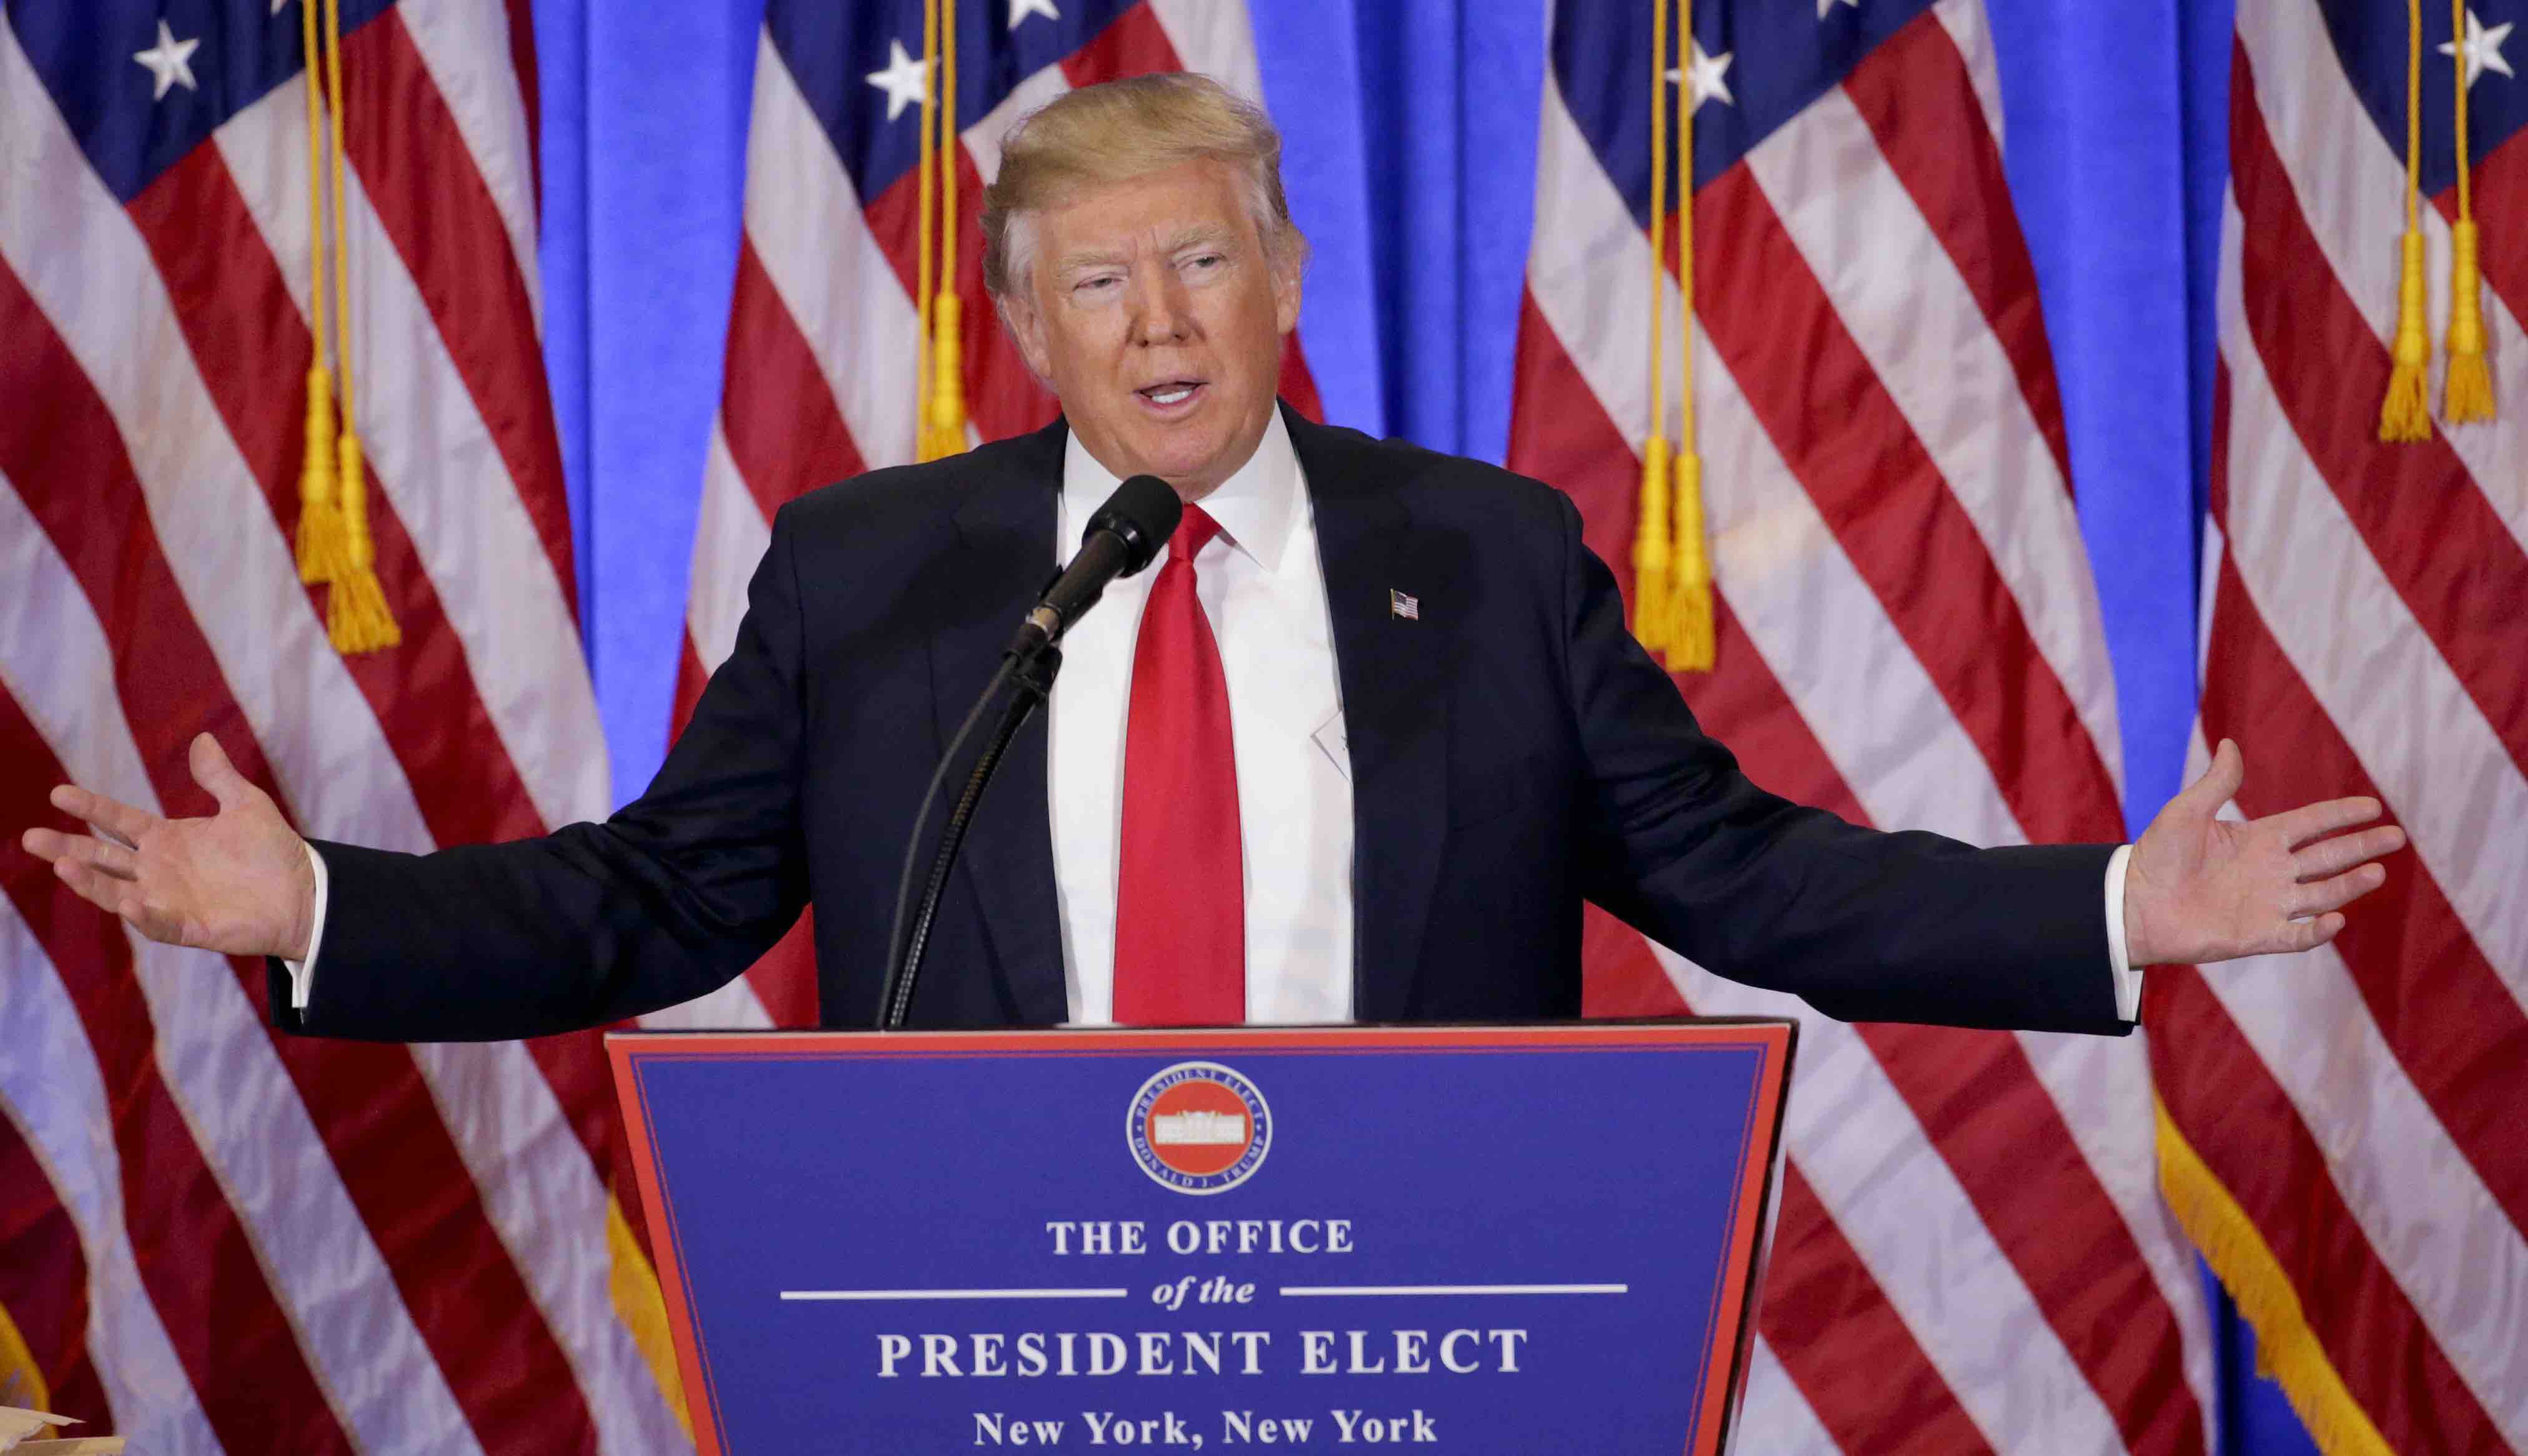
[1630,0,1679,658]
[1664,0,1714,672]
[318,0,398,651]
[2379,0,2434,441]
[916,0,969,461]
[2442,0,2496,423]
[294,0,345,586]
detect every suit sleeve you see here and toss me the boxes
[1552,494,2128,1035]
[265,506,816,1041]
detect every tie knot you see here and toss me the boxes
[1170,504,1225,563]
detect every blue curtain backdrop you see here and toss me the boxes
[528,2,2303,1449]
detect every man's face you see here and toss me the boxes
[1004,159,1301,501]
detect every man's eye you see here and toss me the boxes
[1075,275,1120,295]
[1185,253,1224,271]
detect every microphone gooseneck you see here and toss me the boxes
[877,474,1184,1030]
[1006,473,1181,661]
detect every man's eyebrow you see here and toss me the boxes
[1051,247,1130,275]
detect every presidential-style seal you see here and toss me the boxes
[1126,1061,1272,1195]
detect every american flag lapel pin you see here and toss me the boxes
[1390,588,1420,621]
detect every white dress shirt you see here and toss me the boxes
[1049,409,1356,1025]
[288,411,2140,1022]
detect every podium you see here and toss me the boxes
[608,1020,1794,1454]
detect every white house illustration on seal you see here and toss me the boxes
[1151,1109,1248,1146]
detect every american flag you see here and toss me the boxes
[0,2,689,1452]
[674,0,1320,1030]
[1512,0,2223,1449]
[2165,1,2526,1451]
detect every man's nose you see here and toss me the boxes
[1127,268,1193,347]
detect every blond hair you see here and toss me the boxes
[980,72,1306,299]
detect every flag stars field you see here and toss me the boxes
[131,19,197,101]
[2440,8,2514,87]
[866,39,929,123]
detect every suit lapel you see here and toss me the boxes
[927,419,1069,1024]
[1288,408,1453,1023]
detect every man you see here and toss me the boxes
[21,75,2401,1040]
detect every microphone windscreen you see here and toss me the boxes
[1087,474,1183,575]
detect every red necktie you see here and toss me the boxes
[1113,505,1244,1025]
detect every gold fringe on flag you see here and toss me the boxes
[2379,0,2435,442]
[1664,0,1713,673]
[1631,0,1677,658]
[1630,0,1712,670]
[2155,1099,2395,1456]
[2442,0,2496,424]
[295,0,398,652]
[916,0,969,461]
[294,0,345,588]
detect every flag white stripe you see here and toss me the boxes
[2234,0,2528,548]
[1531,64,2211,1451]
[1148,0,1268,102]
[960,61,1072,185]
[5,30,670,1447]
[2217,198,2528,991]
[0,417,478,1455]
[0,917,222,1456]
[2188,746,2528,1440]
[214,79,610,833]
[686,426,778,676]
[392,0,545,328]
[1744,84,2123,793]
[402,1041,692,1452]
[0,483,220,1452]
[1930,0,2007,157]
[1737,1335,1846,1456]
[746,31,919,471]
[1656,951,2126,1454]
[1527,81,2023,852]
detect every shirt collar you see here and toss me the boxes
[1059,407,1303,573]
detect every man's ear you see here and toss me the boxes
[1270,239,1303,337]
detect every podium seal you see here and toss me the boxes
[1126,1061,1272,1195]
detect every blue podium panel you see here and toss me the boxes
[610,1022,1794,1456]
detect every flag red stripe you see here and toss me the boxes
[1839,9,2075,491]
[1764,1163,2003,1455]
[122,150,548,851]
[0,698,350,1456]
[955,148,1062,443]
[1694,167,2126,844]
[1578,919,2000,1453]
[0,256,603,1456]
[2437,130,2526,323]
[2231,47,2528,782]
[1061,1,1183,86]
[346,11,578,621]
[2196,539,2528,1231]
[122,147,638,1221]
[2150,961,2502,1454]
[0,1111,109,1430]
[501,0,542,221]
[720,238,868,516]
[1515,295,2205,1449]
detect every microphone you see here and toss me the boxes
[1008,473,1182,659]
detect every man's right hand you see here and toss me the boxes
[18,732,317,961]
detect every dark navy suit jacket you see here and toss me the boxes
[272,406,2126,1041]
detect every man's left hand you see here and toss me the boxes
[2124,738,2407,967]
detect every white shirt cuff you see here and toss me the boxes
[281,842,329,1012]
[2103,843,2141,1021]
